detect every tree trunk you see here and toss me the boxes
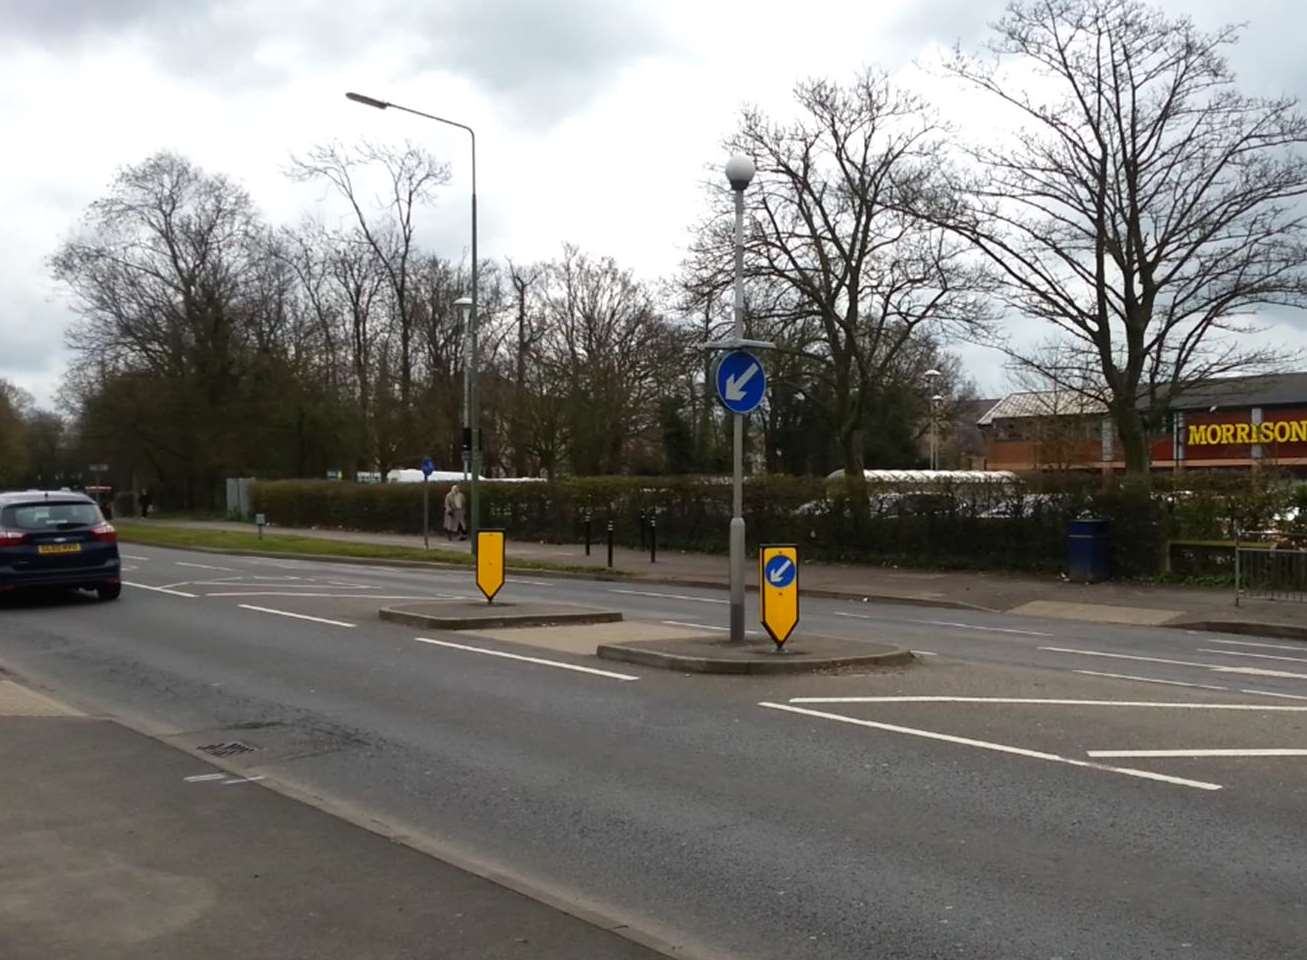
[1114,405,1151,475]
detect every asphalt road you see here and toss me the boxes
[3,544,1307,959]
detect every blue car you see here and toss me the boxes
[0,491,122,600]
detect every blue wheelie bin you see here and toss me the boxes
[1067,518,1110,583]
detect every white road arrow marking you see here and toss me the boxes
[768,559,793,585]
[724,362,759,402]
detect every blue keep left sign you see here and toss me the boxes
[715,350,767,415]
[420,457,435,477]
[764,554,796,589]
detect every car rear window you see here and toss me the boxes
[1,502,103,531]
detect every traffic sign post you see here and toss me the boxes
[420,457,435,550]
[758,544,799,649]
[475,529,505,603]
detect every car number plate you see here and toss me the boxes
[37,543,82,555]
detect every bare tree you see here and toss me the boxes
[506,259,546,476]
[941,0,1307,473]
[288,141,449,439]
[709,72,992,484]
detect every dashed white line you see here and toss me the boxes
[1038,646,1307,680]
[210,592,463,600]
[912,650,939,657]
[124,581,197,598]
[1240,688,1307,701]
[1198,648,1307,665]
[758,701,1222,791]
[507,577,553,586]
[175,561,236,572]
[415,636,640,681]
[833,611,1051,637]
[1207,638,1307,653]
[122,554,149,561]
[238,604,356,628]
[611,588,728,605]
[1074,670,1229,691]
[184,773,228,782]
[222,775,266,785]
[784,696,1307,710]
[1088,749,1307,759]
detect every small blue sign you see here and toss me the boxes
[420,457,435,477]
[764,554,796,589]
[715,350,766,415]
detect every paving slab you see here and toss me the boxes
[380,599,623,630]
[597,634,914,674]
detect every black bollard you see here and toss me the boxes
[607,520,615,569]
[639,510,647,550]
[584,510,592,557]
[650,514,657,564]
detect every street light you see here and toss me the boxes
[726,154,754,644]
[455,296,474,484]
[346,90,481,549]
[924,369,942,471]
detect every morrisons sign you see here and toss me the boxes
[1188,421,1307,445]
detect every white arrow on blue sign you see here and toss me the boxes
[715,349,767,415]
[764,554,796,588]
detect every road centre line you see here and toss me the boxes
[758,702,1222,791]
[238,604,356,628]
[1074,670,1229,691]
[611,588,728,605]
[174,561,236,572]
[415,637,639,681]
[833,611,1051,637]
[1241,688,1307,701]
[1198,648,1307,665]
[1207,638,1307,653]
[208,592,467,600]
[1038,646,1307,680]
[507,577,553,586]
[1088,749,1307,759]
[184,773,228,782]
[124,581,197,598]
[122,554,149,560]
[785,695,1307,710]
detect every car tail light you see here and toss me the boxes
[0,529,27,545]
[91,522,118,544]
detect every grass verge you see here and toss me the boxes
[114,521,628,578]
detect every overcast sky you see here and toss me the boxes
[3,0,1305,408]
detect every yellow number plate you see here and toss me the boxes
[37,543,82,555]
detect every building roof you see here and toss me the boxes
[957,397,1001,423]
[976,390,1107,425]
[1169,372,1307,411]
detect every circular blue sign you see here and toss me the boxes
[715,350,767,415]
[764,554,796,589]
[420,457,435,477]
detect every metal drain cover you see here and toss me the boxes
[197,740,257,757]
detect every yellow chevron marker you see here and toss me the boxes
[476,529,506,603]
[759,544,799,647]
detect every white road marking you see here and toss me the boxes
[1240,688,1307,701]
[208,592,464,600]
[1198,648,1307,665]
[238,604,356,628]
[1207,638,1307,653]
[175,561,236,572]
[122,554,149,560]
[1074,669,1229,691]
[1088,748,1307,759]
[124,581,197,598]
[222,775,265,785]
[1038,646,1307,680]
[507,577,553,586]
[834,611,1051,637]
[758,702,1222,791]
[415,636,640,681]
[912,650,939,657]
[784,696,1307,711]
[660,620,764,637]
[611,588,728,605]
[184,773,228,782]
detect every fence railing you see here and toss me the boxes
[1235,529,1307,605]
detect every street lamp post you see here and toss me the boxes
[455,295,474,486]
[726,154,754,644]
[346,90,480,549]
[924,368,942,471]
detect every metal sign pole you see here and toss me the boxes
[728,176,747,643]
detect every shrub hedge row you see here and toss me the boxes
[250,471,1306,578]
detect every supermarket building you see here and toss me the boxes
[975,373,1307,473]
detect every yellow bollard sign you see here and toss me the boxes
[476,529,506,603]
[758,544,799,647]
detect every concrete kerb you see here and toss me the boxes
[380,601,624,631]
[597,639,916,675]
[1168,619,1307,643]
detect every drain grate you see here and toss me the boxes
[197,740,258,758]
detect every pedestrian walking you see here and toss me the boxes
[444,484,467,541]
[139,488,153,518]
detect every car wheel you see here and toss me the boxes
[97,582,122,601]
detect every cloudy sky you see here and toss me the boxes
[2,0,1304,407]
